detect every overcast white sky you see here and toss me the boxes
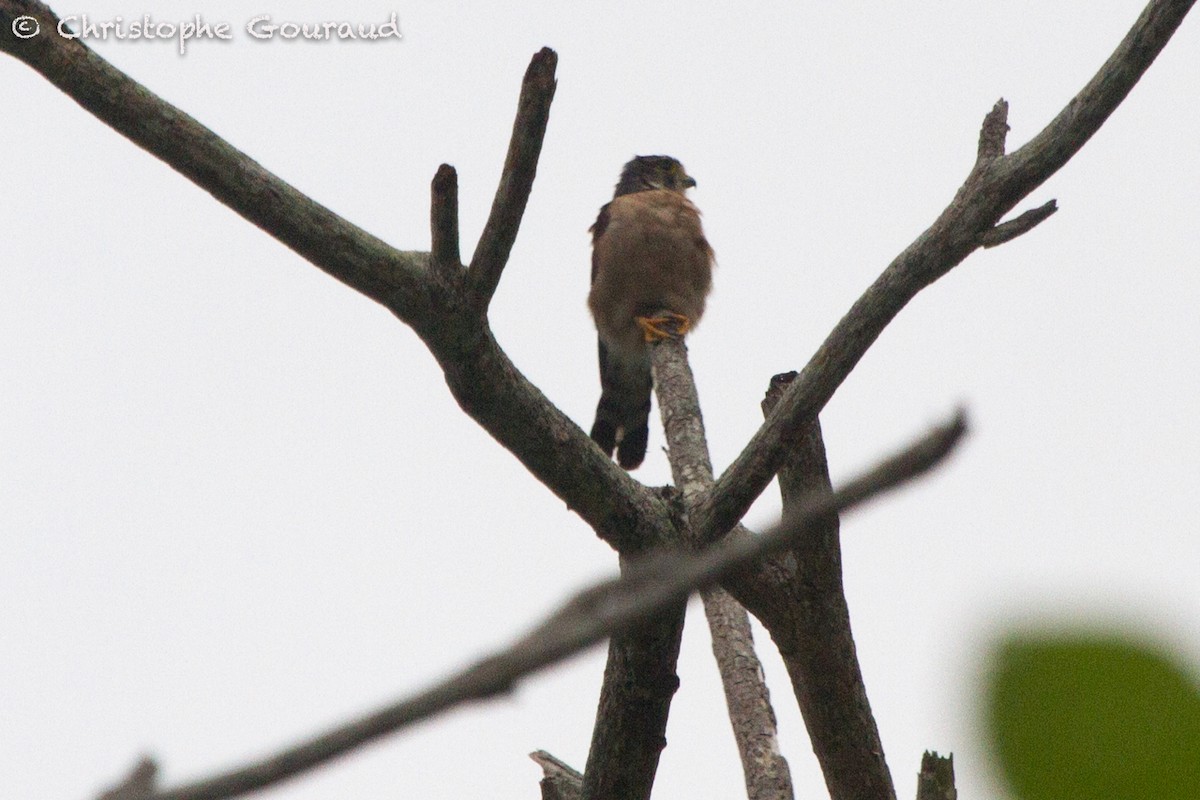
[3,2,1199,798]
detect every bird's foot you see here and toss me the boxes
[636,312,691,342]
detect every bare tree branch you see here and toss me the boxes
[0,0,426,313]
[108,412,963,800]
[430,164,462,278]
[695,0,1194,547]
[0,7,678,555]
[98,757,158,800]
[531,751,583,800]
[465,47,558,312]
[915,751,957,800]
[652,328,716,503]
[647,328,795,800]
[579,602,685,800]
[976,99,1011,163]
[978,200,1059,248]
[429,327,674,553]
[1005,0,1195,187]
[701,584,795,800]
[737,372,896,800]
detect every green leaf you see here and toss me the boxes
[986,633,1200,800]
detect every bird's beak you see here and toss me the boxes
[683,175,697,189]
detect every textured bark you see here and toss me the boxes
[736,374,896,800]
[695,0,1198,546]
[530,751,583,800]
[649,330,795,800]
[0,2,1193,799]
[915,751,957,800]
[580,603,685,800]
[702,585,795,800]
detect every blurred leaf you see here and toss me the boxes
[986,634,1200,800]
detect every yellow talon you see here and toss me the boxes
[636,312,692,342]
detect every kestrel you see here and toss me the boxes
[588,155,715,469]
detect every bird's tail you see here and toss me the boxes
[589,341,652,470]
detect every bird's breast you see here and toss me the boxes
[588,189,715,356]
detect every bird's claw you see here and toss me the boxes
[636,312,692,342]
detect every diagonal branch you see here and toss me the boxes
[0,5,667,555]
[700,584,795,800]
[979,200,1058,248]
[742,372,896,800]
[1005,0,1196,189]
[648,330,794,800]
[0,0,426,315]
[427,325,675,553]
[696,0,1195,547]
[579,601,685,800]
[465,47,558,312]
[115,411,963,800]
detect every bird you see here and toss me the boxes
[588,155,715,470]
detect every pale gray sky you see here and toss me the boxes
[3,2,1199,798]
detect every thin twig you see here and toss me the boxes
[118,413,964,800]
[465,47,558,312]
[978,200,1058,248]
[697,0,1194,548]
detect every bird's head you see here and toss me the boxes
[613,155,696,197]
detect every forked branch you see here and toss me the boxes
[697,0,1195,546]
[0,2,666,557]
[2,2,1192,799]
